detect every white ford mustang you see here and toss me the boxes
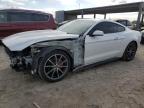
[2,19,142,82]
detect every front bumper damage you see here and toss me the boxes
[2,43,32,70]
[1,37,85,76]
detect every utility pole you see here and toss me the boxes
[78,0,80,9]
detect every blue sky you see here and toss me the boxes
[0,0,143,20]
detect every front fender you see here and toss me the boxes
[31,38,84,74]
[31,46,73,74]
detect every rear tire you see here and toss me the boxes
[122,42,137,61]
[38,50,71,82]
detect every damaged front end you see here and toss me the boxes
[2,37,85,75]
[30,38,85,75]
[3,45,32,70]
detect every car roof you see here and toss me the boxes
[115,19,130,21]
[74,19,127,28]
[74,18,119,24]
[0,9,52,16]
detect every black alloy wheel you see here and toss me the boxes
[122,42,137,61]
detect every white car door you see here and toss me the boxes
[84,21,125,65]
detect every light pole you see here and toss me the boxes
[78,0,80,9]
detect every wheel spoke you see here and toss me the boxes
[45,68,55,75]
[58,68,64,74]
[59,60,67,65]
[48,59,55,65]
[58,65,68,68]
[44,65,55,68]
[58,55,63,64]
[128,51,135,54]
[55,54,58,65]
[56,68,60,78]
[51,69,56,78]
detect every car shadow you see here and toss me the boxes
[72,58,121,74]
[0,58,122,83]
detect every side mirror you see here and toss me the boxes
[92,30,104,36]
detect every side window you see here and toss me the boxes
[8,12,31,22]
[117,20,127,26]
[115,23,125,32]
[127,21,132,26]
[89,22,125,34]
[0,12,7,23]
[31,13,49,21]
[94,22,111,34]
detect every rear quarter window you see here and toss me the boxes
[31,13,49,21]
[0,12,7,23]
[117,20,127,26]
[8,12,31,22]
[8,12,49,22]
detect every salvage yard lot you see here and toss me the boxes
[0,45,144,108]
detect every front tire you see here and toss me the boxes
[122,42,137,61]
[38,50,71,82]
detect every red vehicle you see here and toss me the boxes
[0,9,56,39]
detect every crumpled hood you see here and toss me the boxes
[2,29,79,51]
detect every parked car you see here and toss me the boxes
[2,19,141,82]
[0,9,56,39]
[116,19,133,29]
[58,20,71,27]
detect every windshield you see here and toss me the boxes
[58,20,95,35]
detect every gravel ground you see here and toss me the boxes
[0,45,144,108]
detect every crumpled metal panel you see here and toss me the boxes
[33,38,84,67]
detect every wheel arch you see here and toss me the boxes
[46,47,74,70]
[128,40,138,49]
[123,40,138,55]
[32,46,74,74]
[122,40,138,61]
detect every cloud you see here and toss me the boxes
[0,0,27,6]
[0,0,37,8]
[56,0,79,9]
[0,0,143,10]
[32,7,57,16]
[31,0,37,4]
[0,0,143,18]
